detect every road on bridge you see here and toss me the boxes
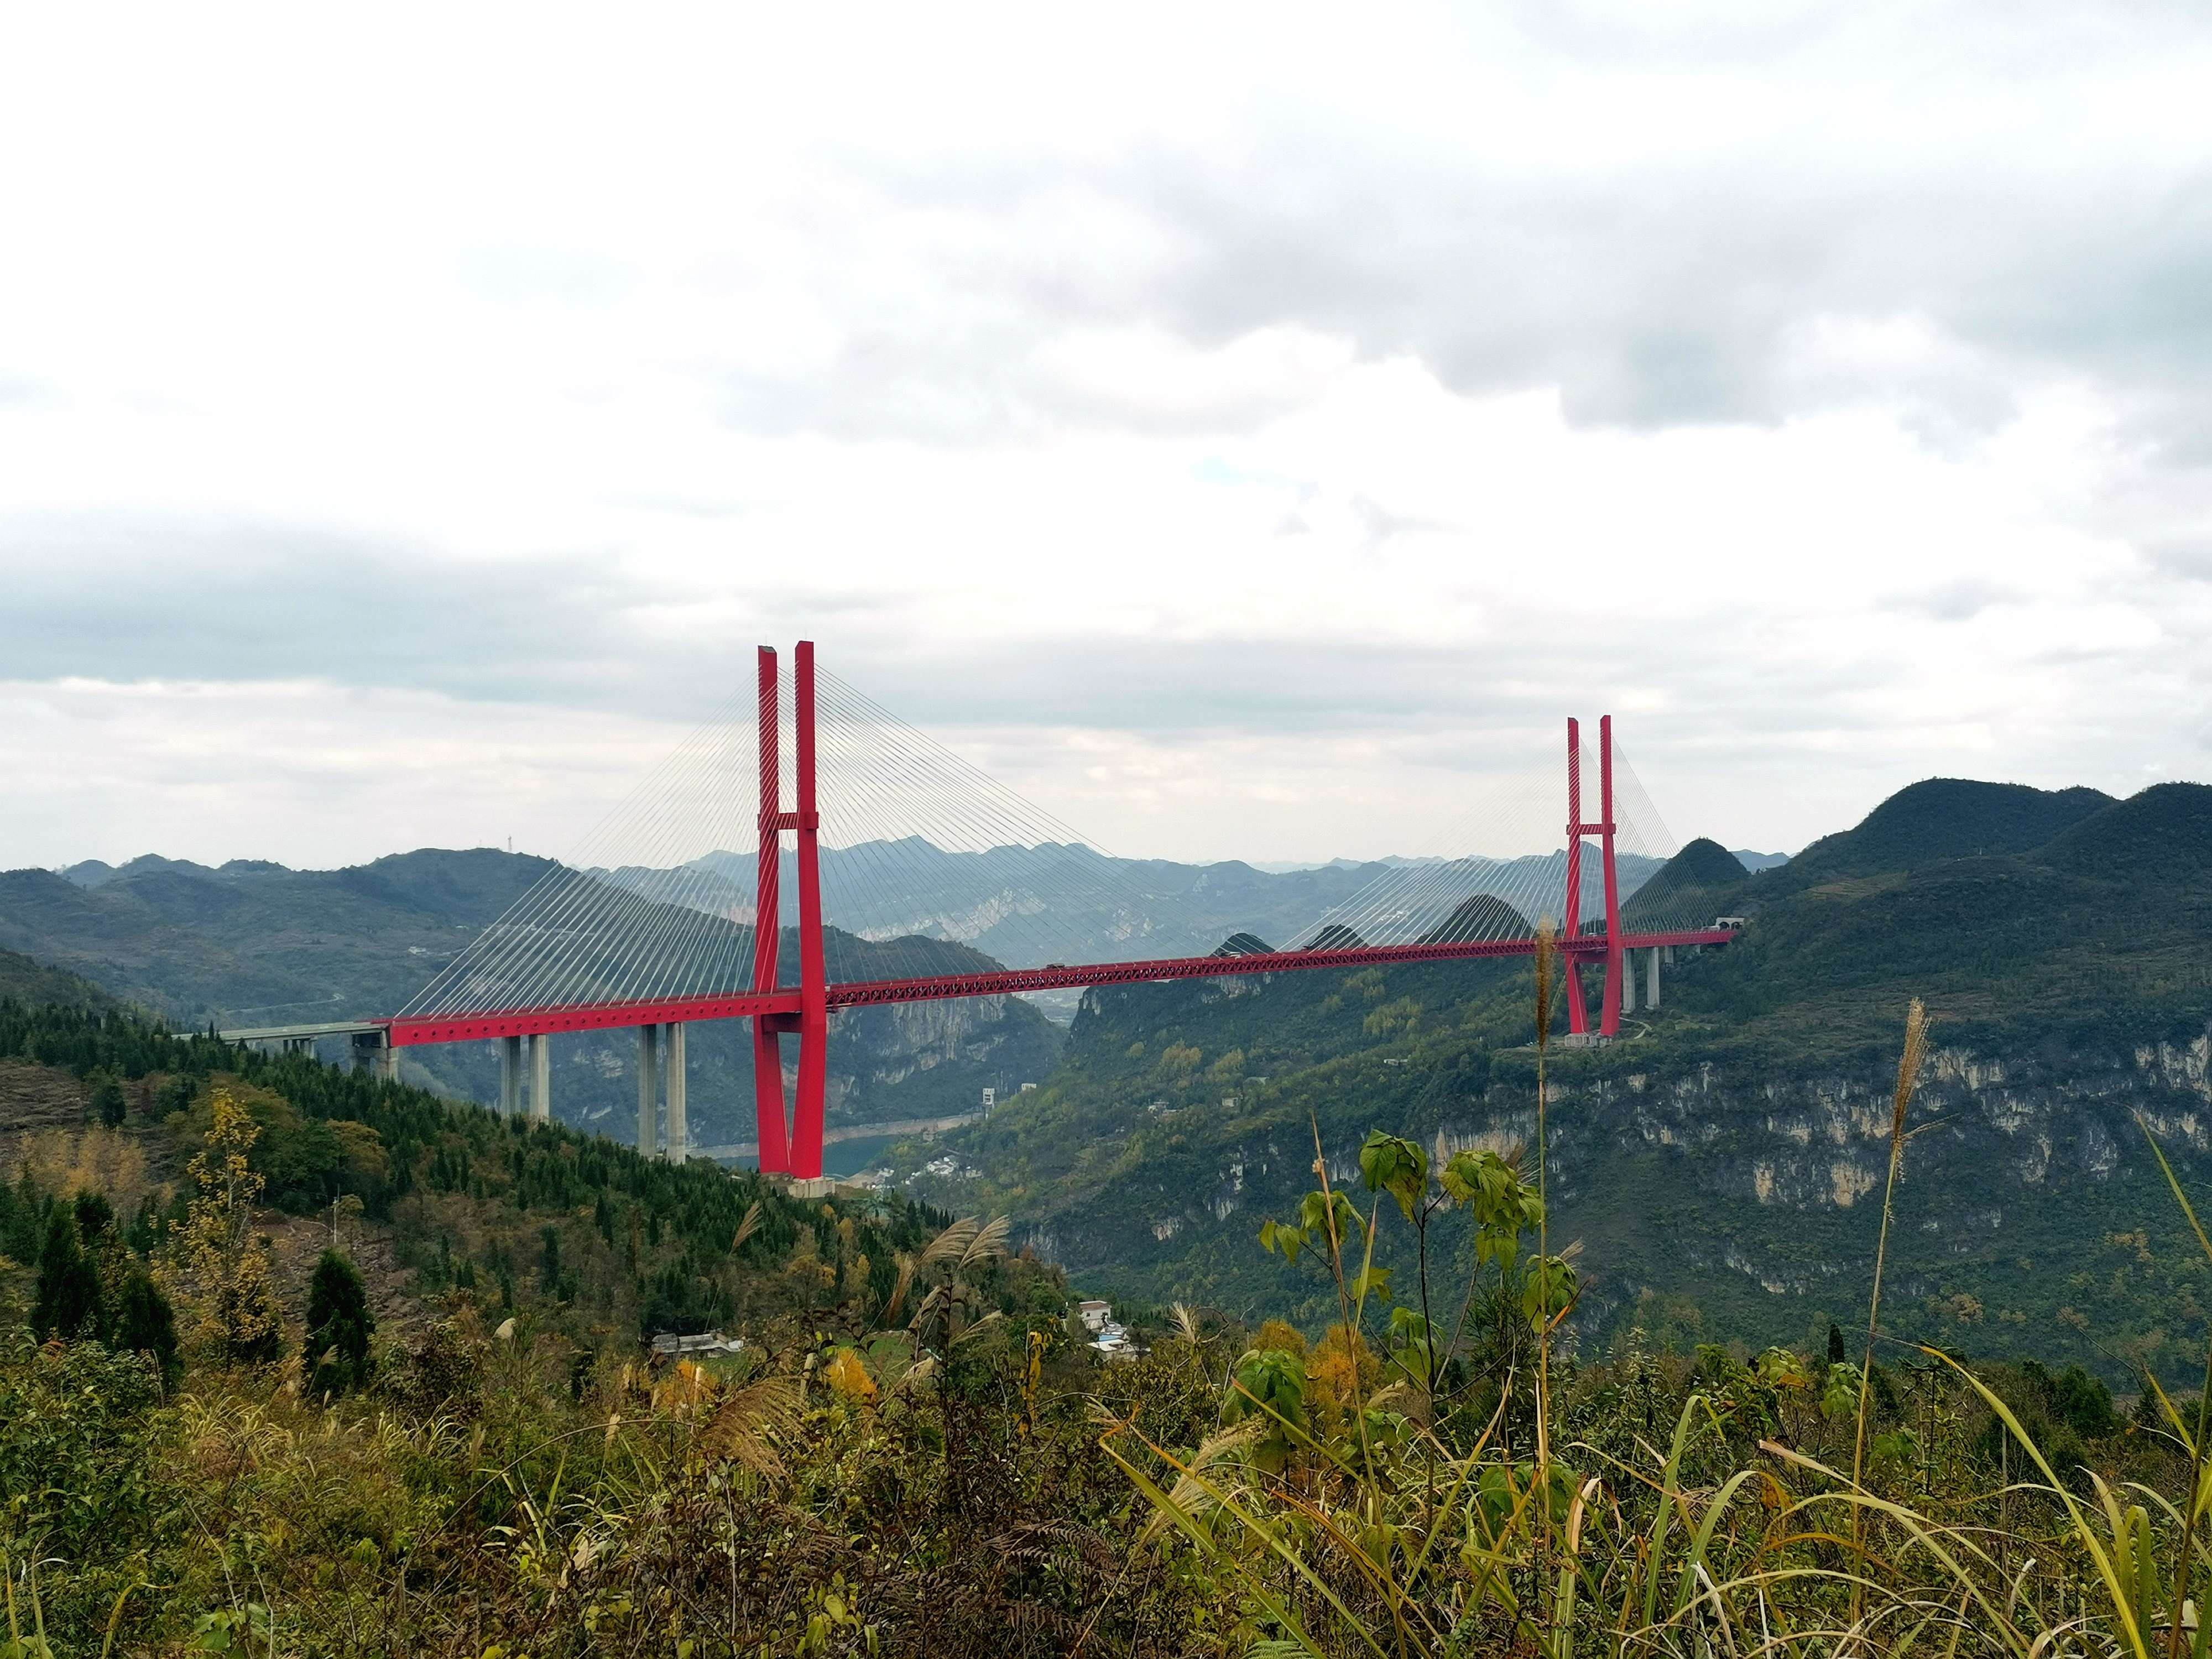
[695,1106,987,1164]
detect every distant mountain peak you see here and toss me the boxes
[1794,778,2116,879]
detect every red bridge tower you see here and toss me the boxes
[750,641,830,1176]
[1561,714,1626,1039]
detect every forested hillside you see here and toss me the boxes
[907,779,2212,1383]
[0,944,112,1009]
[0,1002,1001,1345]
[0,850,1065,1145]
[2,992,2200,1656]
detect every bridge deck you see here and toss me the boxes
[385,928,1734,1047]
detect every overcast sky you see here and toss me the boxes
[4,3,2209,872]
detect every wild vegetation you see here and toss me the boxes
[7,956,2212,1655]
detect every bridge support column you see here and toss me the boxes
[1646,947,1661,1011]
[381,1034,399,1083]
[1562,718,1592,1036]
[636,1024,659,1155]
[1597,714,1624,1037]
[750,646,793,1174]
[664,1022,686,1162]
[500,1035,522,1116]
[529,1033,550,1123]
[790,641,829,1180]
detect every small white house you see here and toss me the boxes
[1077,1299,1113,1334]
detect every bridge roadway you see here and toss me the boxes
[382,927,1737,1047]
[694,1105,987,1164]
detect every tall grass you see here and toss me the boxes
[1851,996,1928,1630]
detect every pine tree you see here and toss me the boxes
[115,1267,182,1392]
[73,1190,116,1239]
[90,1074,127,1129]
[539,1223,564,1295]
[1827,1321,1848,1365]
[3,1168,41,1262]
[32,1208,104,1341]
[304,1249,374,1397]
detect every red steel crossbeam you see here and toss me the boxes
[821,931,1731,1009]
[389,989,800,1048]
[388,930,1736,1046]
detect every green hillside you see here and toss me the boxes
[0,1000,1027,1346]
[0,849,1063,1146]
[901,778,2212,1383]
[0,946,114,1009]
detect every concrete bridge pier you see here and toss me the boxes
[1646,946,1661,1010]
[500,1035,523,1116]
[636,1024,660,1154]
[529,1033,550,1124]
[664,1022,687,1162]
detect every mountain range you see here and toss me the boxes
[1,837,1694,1156]
[8,774,2210,1376]
[893,778,2212,1383]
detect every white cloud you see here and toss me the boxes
[2,2,2210,870]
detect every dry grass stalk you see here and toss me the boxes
[1533,917,1558,1641]
[730,1199,764,1253]
[1851,995,1929,1629]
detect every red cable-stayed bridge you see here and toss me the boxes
[224,641,1738,1179]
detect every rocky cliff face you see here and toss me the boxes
[988,1020,2212,1384]
[836,997,1057,1093]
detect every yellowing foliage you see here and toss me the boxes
[19,1126,154,1217]
[168,1088,283,1363]
[823,1348,876,1401]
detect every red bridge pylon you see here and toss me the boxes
[752,640,830,1178]
[1561,714,1625,1039]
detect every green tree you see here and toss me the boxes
[32,1207,104,1341]
[171,1088,284,1364]
[304,1248,374,1397]
[73,1188,116,1240]
[539,1223,563,1296]
[113,1266,182,1392]
[89,1072,126,1129]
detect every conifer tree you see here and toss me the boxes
[32,1208,103,1341]
[115,1266,182,1392]
[90,1073,126,1129]
[304,1248,375,1397]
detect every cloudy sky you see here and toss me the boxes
[4,3,2209,872]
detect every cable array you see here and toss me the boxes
[398,685,764,1019]
[398,647,1707,1023]
[1282,740,1684,951]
